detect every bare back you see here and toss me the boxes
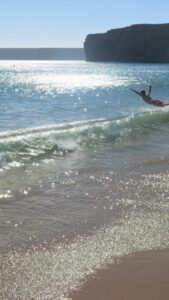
[141,94,153,105]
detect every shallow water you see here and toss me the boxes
[0,61,169,299]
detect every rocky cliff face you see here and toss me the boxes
[84,24,169,63]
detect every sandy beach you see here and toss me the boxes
[71,249,169,300]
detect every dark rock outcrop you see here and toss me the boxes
[84,24,169,63]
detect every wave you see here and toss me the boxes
[0,109,169,168]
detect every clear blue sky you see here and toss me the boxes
[0,0,169,47]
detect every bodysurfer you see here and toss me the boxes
[130,85,169,107]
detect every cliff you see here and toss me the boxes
[84,24,169,63]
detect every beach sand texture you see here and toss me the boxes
[71,249,169,300]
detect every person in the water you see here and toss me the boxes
[131,85,169,107]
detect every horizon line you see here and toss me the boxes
[0,47,84,49]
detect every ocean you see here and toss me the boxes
[0,60,169,299]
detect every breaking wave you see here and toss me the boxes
[0,109,169,168]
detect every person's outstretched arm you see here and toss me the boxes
[148,85,152,96]
[130,88,141,96]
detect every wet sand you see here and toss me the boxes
[71,249,169,300]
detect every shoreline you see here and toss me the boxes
[70,249,169,300]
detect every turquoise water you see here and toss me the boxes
[0,61,169,299]
[1,61,169,171]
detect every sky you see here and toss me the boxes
[0,0,169,48]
